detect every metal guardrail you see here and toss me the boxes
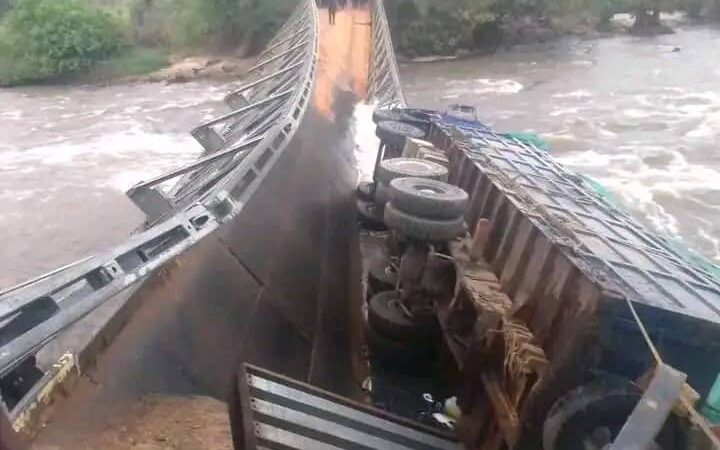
[0,0,319,382]
[368,0,406,107]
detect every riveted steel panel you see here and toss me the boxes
[433,121,720,330]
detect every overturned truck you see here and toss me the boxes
[428,115,720,449]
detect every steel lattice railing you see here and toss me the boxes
[368,0,406,108]
[0,0,320,387]
[0,0,412,414]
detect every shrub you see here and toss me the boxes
[244,0,300,55]
[2,0,124,83]
[396,4,477,57]
[165,0,242,49]
[127,0,296,53]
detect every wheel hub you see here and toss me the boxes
[583,427,612,450]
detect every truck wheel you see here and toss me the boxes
[372,107,406,124]
[403,108,442,123]
[367,255,397,297]
[366,323,432,368]
[368,290,436,342]
[543,380,686,450]
[357,198,386,230]
[384,202,465,242]
[376,158,448,185]
[375,120,426,141]
[385,230,408,257]
[356,181,375,201]
[374,182,390,205]
[389,177,469,219]
[372,108,427,129]
[422,253,456,297]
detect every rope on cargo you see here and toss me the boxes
[624,296,720,447]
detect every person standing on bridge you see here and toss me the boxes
[328,0,337,25]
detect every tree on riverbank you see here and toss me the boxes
[387,0,718,57]
[123,0,299,53]
[0,0,299,86]
[0,0,123,84]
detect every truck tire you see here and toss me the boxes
[397,108,439,134]
[368,290,435,342]
[403,108,442,123]
[372,107,406,124]
[357,198,386,230]
[543,380,686,450]
[366,323,431,368]
[374,182,390,205]
[421,253,456,297]
[389,177,469,219]
[375,121,426,147]
[367,255,397,298]
[372,107,427,129]
[356,181,375,201]
[384,202,465,242]
[376,158,448,185]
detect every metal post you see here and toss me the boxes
[611,364,686,450]
[372,142,385,183]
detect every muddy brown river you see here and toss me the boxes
[0,81,230,288]
[2,24,720,289]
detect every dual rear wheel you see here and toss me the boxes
[543,380,690,450]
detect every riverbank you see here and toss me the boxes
[0,51,255,88]
[89,53,254,85]
[388,2,698,61]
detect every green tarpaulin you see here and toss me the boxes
[501,132,551,152]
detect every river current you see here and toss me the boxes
[1,25,720,288]
[402,25,720,265]
[0,81,229,288]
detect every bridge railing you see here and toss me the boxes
[368,0,406,107]
[127,0,318,223]
[0,0,319,400]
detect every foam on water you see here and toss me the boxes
[0,80,229,287]
[549,107,580,117]
[559,145,720,239]
[0,110,23,120]
[552,90,592,99]
[685,111,720,138]
[473,78,523,95]
[698,229,720,261]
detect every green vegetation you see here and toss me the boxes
[0,0,123,84]
[126,0,298,53]
[386,0,720,57]
[0,0,298,86]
